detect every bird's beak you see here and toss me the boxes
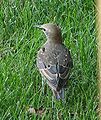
[33,25,42,29]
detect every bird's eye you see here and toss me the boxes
[48,65,50,67]
[43,28,46,31]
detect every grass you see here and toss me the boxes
[0,0,98,120]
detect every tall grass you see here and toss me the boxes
[0,0,98,119]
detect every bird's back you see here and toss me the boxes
[37,42,73,92]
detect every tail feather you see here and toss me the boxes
[53,88,64,100]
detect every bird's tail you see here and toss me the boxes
[53,88,65,100]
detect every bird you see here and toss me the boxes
[36,23,73,100]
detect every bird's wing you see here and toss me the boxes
[37,55,58,89]
[37,49,73,91]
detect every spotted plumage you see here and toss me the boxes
[36,23,73,99]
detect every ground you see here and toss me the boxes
[0,0,98,120]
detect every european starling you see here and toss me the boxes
[36,23,73,100]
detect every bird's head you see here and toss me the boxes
[35,23,63,43]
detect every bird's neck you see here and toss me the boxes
[47,36,63,44]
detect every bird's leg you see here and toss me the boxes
[42,77,45,95]
[61,88,66,106]
[52,96,55,109]
[52,95,56,119]
[61,88,65,101]
[52,90,57,109]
